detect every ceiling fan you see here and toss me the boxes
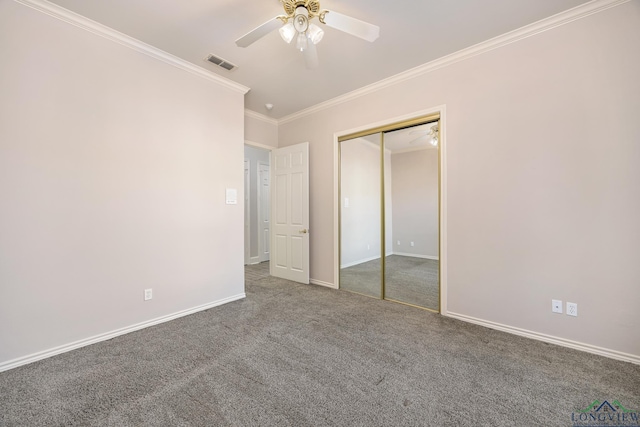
[235,0,380,69]
[408,124,439,147]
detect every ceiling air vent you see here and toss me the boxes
[205,54,237,71]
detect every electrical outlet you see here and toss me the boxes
[552,299,563,314]
[144,289,153,301]
[367,244,370,250]
[566,302,577,316]
[410,241,415,247]
[397,240,400,246]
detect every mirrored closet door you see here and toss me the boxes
[339,116,440,312]
[339,133,383,298]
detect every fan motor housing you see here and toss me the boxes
[283,0,320,17]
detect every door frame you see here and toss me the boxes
[244,158,250,265]
[333,105,448,314]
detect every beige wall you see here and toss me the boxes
[0,2,246,366]
[245,113,278,148]
[391,149,439,259]
[278,3,640,357]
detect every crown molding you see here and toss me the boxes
[244,109,279,126]
[278,0,630,125]
[13,0,250,95]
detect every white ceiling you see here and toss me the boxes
[45,0,592,119]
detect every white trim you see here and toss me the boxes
[341,255,381,269]
[244,158,251,265]
[244,140,276,151]
[278,0,629,124]
[445,312,640,366]
[13,0,249,95]
[0,293,246,373]
[250,256,261,265]
[243,157,251,265]
[245,109,279,126]
[310,279,337,289]
[393,252,439,261]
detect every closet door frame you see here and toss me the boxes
[336,107,446,313]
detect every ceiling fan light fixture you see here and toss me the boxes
[234,0,380,69]
[295,32,308,51]
[279,22,296,43]
[293,7,309,33]
[307,23,324,44]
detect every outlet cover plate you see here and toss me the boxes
[144,289,153,301]
[552,299,563,314]
[566,302,577,316]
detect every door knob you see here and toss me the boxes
[299,229,308,234]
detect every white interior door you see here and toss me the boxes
[258,162,271,262]
[271,142,309,284]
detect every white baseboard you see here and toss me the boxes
[310,278,337,289]
[250,256,261,265]
[0,293,246,373]
[341,255,381,269]
[445,311,640,365]
[342,252,434,269]
[392,252,439,260]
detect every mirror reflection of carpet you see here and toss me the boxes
[341,255,439,310]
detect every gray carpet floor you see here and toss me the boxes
[340,255,439,310]
[1,262,639,426]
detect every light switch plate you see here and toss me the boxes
[225,188,237,205]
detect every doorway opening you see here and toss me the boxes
[338,113,442,312]
[244,144,271,266]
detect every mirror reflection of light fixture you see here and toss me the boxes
[429,124,439,147]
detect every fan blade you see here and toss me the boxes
[235,17,282,48]
[304,41,319,69]
[408,135,427,145]
[322,11,379,42]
